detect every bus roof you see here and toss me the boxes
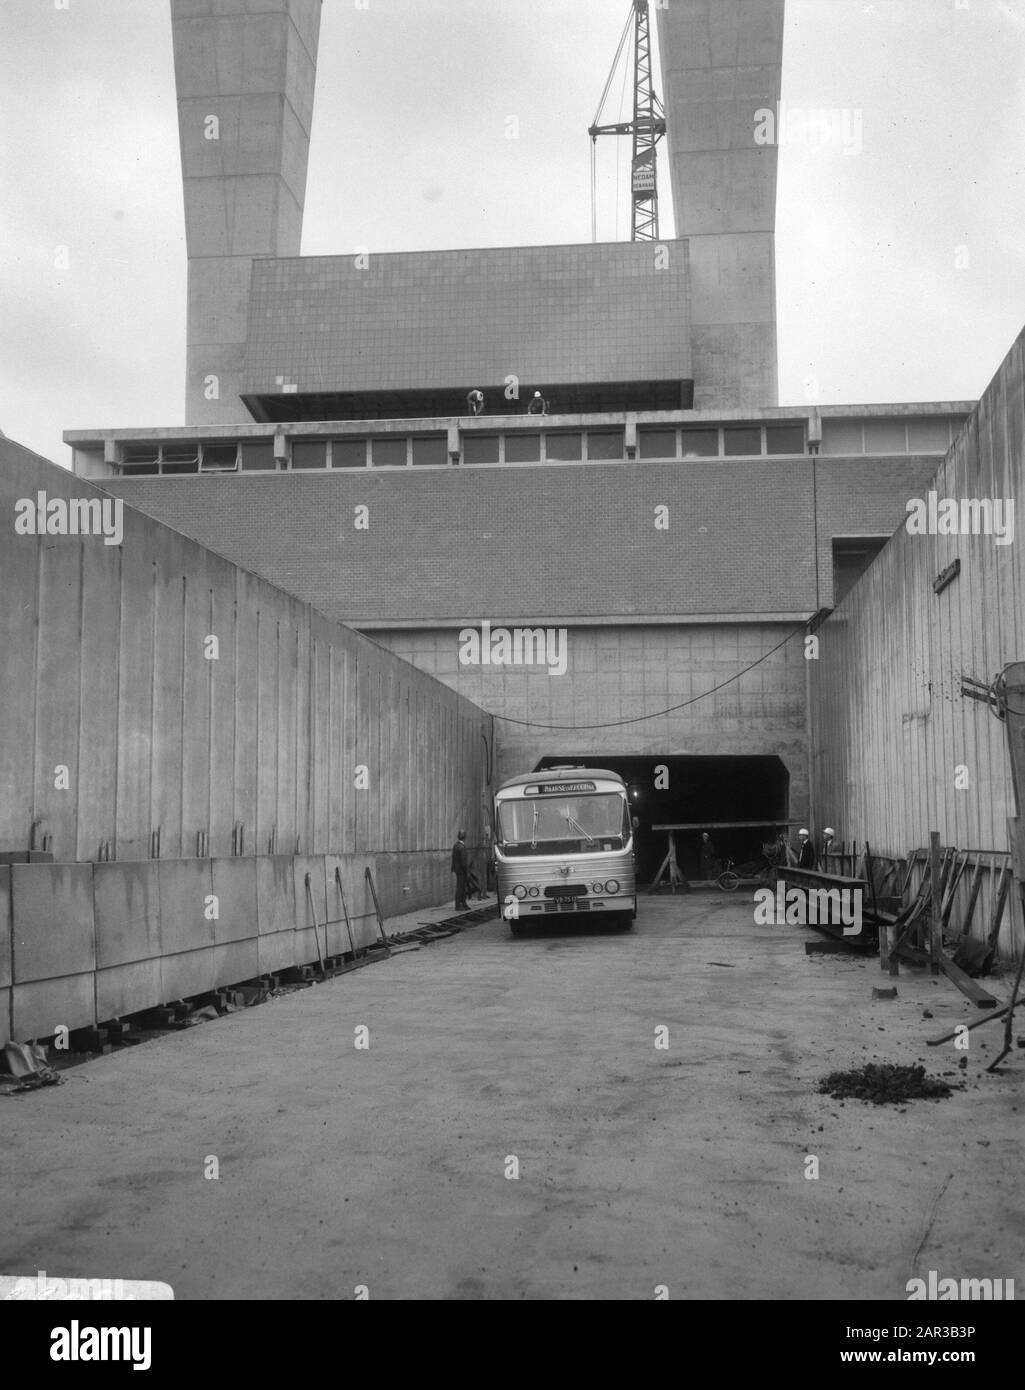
[496,768,626,793]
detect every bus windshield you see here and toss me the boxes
[498,793,628,849]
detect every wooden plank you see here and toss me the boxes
[937,951,998,1008]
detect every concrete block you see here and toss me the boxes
[12,975,95,1042]
[258,930,296,975]
[257,855,296,934]
[11,863,96,983]
[0,865,10,989]
[212,939,259,987]
[161,947,215,1003]
[211,857,259,943]
[158,860,215,957]
[93,860,161,969]
[95,960,162,1023]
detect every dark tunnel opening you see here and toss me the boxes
[532,755,791,884]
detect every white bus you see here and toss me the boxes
[494,768,637,935]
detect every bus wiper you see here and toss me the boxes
[564,814,594,843]
[530,803,539,850]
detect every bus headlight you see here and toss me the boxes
[513,885,527,899]
[592,882,604,894]
[527,886,540,897]
[604,879,620,894]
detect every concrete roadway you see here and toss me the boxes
[2,894,1023,1300]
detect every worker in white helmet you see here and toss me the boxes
[798,827,816,869]
[822,827,835,864]
[526,390,548,416]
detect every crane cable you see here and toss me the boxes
[494,622,808,731]
[590,4,634,244]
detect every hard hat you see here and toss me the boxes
[824,826,835,836]
[799,828,809,837]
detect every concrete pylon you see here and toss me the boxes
[170,0,322,424]
[656,0,785,407]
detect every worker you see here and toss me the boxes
[467,388,485,417]
[797,828,816,869]
[527,390,548,416]
[822,826,836,865]
[699,832,717,880]
[451,828,470,911]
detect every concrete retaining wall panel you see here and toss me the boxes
[150,535,187,860]
[0,867,11,989]
[158,860,215,957]
[77,541,122,861]
[181,548,213,859]
[161,946,215,1002]
[212,939,259,985]
[0,525,38,851]
[211,857,258,944]
[115,535,155,861]
[12,864,95,981]
[34,540,83,863]
[256,604,279,856]
[232,571,260,855]
[207,558,238,858]
[256,855,296,933]
[93,860,161,969]
[258,930,296,974]
[95,960,162,1023]
[13,975,94,1041]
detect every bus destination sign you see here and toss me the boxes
[524,781,597,795]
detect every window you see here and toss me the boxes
[679,428,718,458]
[411,436,448,467]
[200,444,238,472]
[586,431,625,460]
[291,440,328,469]
[504,433,541,463]
[371,438,408,468]
[765,425,805,456]
[330,439,368,468]
[162,446,200,474]
[546,433,582,461]
[463,435,500,465]
[639,429,676,459]
[239,442,276,471]
[121,447,159,476]
[723,427,762,456]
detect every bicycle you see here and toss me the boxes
[717,858,740,892]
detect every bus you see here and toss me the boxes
[493,768,637,934]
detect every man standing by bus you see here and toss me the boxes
[451,828,470,911]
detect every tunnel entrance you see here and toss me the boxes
[532,755,791,884]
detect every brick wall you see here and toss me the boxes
[102,455,940,626]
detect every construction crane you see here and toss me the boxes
[588,0,667,242]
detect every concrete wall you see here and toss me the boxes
[98,453,944,626]
[656,0,785,406]
[0,436,491,1042]
[171,0,322,424]
[368,623,809,819]
[242,242,692,404]
[808,326,1025,959]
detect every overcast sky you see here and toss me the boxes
[1,0,1024,466]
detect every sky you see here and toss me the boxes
[1,0,1024,467]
